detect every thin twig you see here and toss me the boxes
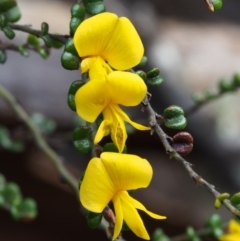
[0,84,78,197]
[142,95,240,218]
[8,23,69,44]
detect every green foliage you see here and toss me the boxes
[135,55,148,68]
[0,49,7,63]
[0,125,24,152]
[205,214,224,239]
[212,0,223,10]
[87,211,103,228]
[68,80,85,111]
[30,113,56,135]
[146,68,163,85]
[70,3,86,36]
[0,174,37,221]
[73,126,93,153]
[102,142,127,153]
[0,0,21,39]
[163,105,187,129]
[61,38,80,70]
[83,0,106,15]
[152,228,170,241]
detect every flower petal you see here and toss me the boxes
[74,12,118,59]
[94,119,111,144]
[125,193,166,220]
[112,194,123,241]
[119,191,150,240]
[73,12,143,70]
[219,220,240,241]
[75,78,109,122]
[107,71,147,106]
[103,16,144,70]
[107,106,127,153]
[100,152,152,191]
[80,157,115,212]
[114,105,150,131]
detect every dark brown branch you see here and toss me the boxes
[8,23,69,44]
[142,95,240,218]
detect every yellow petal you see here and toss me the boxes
[114,105,150,131]
[219,220,240,241]
[100,152,152,191]
[119,191,150,240]
[74,12,118,59]
[125,193,166,220]
[103,16,144,70]
[80,157,115,212]
[94,119,111,144]
[107,106,127,153]
[229,219,240,233]
[73,12,144,70]
[81,57,112,80]
[112,194,123,241]
[107,71,147,106]
[75,78,109,122]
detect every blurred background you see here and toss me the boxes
[1,0,240,240]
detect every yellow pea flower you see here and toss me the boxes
[80,152,166,240]
[219,219,240,241]
[73,12,144,70]
[75,57,149,153]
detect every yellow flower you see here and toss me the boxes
[219,219,240,241]
[73,12,144,70]
[73,13,150,152]
[75,57,149,153]
[80,152,166,240]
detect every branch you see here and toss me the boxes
[142,95,240,218]
[0,84,78,197]
[8,23,70,44]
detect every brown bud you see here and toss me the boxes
[103,206,116,223]
[172,132,193,156]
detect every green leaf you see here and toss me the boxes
[30,113,56,135]
[68,80,85,111]
[212,227,224,239]
[232,73,240,87]
[73,126,93,153]
[0,0,16,13]
[2,182,22,207]
[2,25,15,39]
[17,198,38,221]
[83,0,105,15]
[70,3,85,35]
[186,226,196,240]
[152,228,170,241]
[51,39,63,49]
[163,105,187,129]
[146,68,163,85]
[27,34,40,46]
[37,47,48,59]
[0,49,7,64]
[212,0,223,10]
[41,35,53,48]
[17,45,29,57]
[136,70,146,81]
[135,56,148,68]
[205,214,222,229]
[102,142,127,153]
[87,211,102,228]
[231,192,240,205]
[0,174,6,192]
[5,5,21,22]
[218,79,235,93]
[61,38,80,70]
